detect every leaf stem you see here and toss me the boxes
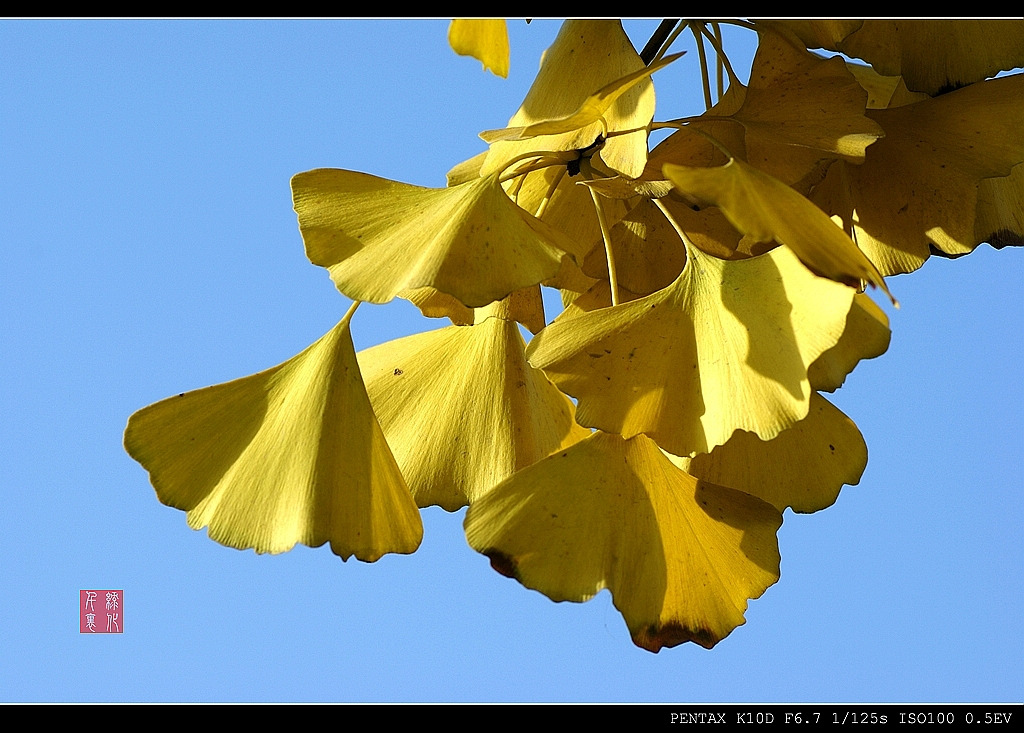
[649,120,736,161]
[589,186,620,307]
[689,21,713,111]
[497,151,574,184]
[696,23,741,90]
[534,167,566,219]
[710,22,724,99]
[604,124,645,140]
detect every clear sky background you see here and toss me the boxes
[2,19,1021,703]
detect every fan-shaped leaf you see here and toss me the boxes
[527,244,855,457]
[464,432,781,652]
[292,169,576,307]
[124,312,422,562]
[358,304,588,510]
[448,19,509,78]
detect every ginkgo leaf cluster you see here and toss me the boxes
[124,19,1024,652]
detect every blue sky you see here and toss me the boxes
[2,19,1021,703]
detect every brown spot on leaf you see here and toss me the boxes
[987,230,1024,249]
[633,621,721,652]
[393,368,403,376]
[484,548,519,580]
[934,80,969,96]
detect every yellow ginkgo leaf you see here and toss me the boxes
[448,19,509,78]
[664,157,894,302]
[481,20,656,179]
[813,73,1024,275]
[358,300,589,511]
[123,308,423,562]
[775,19,1024,96]
[292,169,576,307]
[679,393,867,514]
[731,31,885,184]
[527,244,855,457]
[464,431,782,652]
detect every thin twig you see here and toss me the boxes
[640,19,680,65]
